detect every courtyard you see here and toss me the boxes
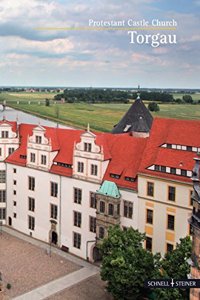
[0,230,112,300]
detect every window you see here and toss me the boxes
[13,168,16,173]
[13,190,16,195]
[146,237,152,251]
[99,226,105,239]
[155,165,160,171]
[35,135,42,144]
[190,190,193,206]
[41,155,47,165]
[99,201,105,213]
[117,204,120,216]
[189,224,193,235]
[8,148,15,155]
[28,216,35,230]
[50,204,57,219]
[0,208,5,220]
[171,168,176,175]
[28,197,35,212]
[167,215,175,230]
[73,232,81,249]
[13,180,16,185]
[161,166,166,172]
[0,190,6,202]
[168,186,176,201]
[0,148,2,156]
[30,153,35,163]
[0,171,6,183]
[108,203,114,216]
[146,209,153,224]
[77,162,84,173]
[125,177,135,182]
[91,164,98,176]
[187,146,192,151]
[181,169,187,177]
[74,211,82,227]
[124,201,133,219]
[28,176,35,191]
[51,182,58,197]
[1,131,8,138]
[147,182,154,197]
[166,243,174,253]
[13,213,17,218]
[84,143,92,152]
[74,188,82,204]
[57,162,72,168]
[89,216,96,233]
[110,173,120,179]
[90,192,97,208]
[13,201,16,206]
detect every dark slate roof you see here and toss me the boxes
[112,98,153,134]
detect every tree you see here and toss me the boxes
[148,102,160,112]
[45,98,50,106]
[99,226,160,300]
[154,236,192,300]
[182,95,193,104]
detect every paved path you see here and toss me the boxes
[13,268,98,300]
[2,226,99,300]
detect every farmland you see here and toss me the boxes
[0,92,200,132]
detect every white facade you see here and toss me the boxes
[0,120,193,261]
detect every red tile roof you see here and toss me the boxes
[5,123,148,190]
[139,117,200,183]
[5,117,200,191]
[103,133,147,190]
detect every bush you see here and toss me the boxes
[6,283,11,289]
[182,95,193,103]
[148,102,160,112]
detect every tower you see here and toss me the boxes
[112,88,153,137]
[189,155,200,299]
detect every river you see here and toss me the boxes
[0,106,72,129]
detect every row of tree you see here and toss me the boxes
[54,89,184,103]
[100,226,192,300]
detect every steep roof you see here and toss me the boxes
[112,98,153,134]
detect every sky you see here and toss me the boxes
[0,0,199,88]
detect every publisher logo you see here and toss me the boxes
[144,279,200,289]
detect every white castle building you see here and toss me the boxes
[0,99,197,261]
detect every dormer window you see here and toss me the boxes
[171,168,176,175]
[1,131,8,138]
[125,177,135,182]
[84,143,92,152]
[110,173,120,179]
[36,135,42,144]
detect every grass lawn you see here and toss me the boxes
[0,92,200,131]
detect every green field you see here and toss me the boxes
[0,92,200,131]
